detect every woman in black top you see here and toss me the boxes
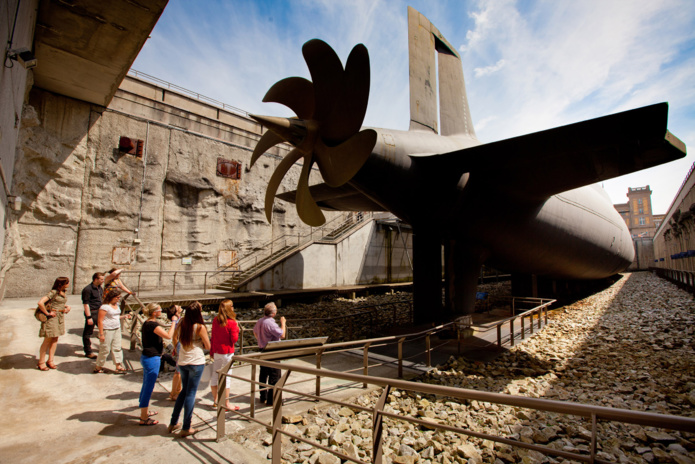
[138,303,179,425]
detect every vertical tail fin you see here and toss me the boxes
[407,7,476,138]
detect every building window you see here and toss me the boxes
[639,217,645,225]
[639,207,643,214]
[638,198,643,205]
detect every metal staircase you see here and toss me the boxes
[213,212,376,292]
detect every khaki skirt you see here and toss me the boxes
[39,312,65,338]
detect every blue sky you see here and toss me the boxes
[133,0,695,214]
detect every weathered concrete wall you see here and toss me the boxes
[246,221,413,291]
[0,0,39,297]
[5,77,335,297]
[627,238,654,271]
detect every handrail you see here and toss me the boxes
[128,69,251,118]
[119,269,240,297]
[467,297,555,348]
[211,211,375,287]
[221,354,695,464]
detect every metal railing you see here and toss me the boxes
[652,267,695,295]
[119,270,241,297]
[471,297,556,347]
[212,211,374,289]
[218,321,466,423]
[128,69,251,118]
[218,354,695,464]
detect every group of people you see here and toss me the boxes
[36,271,287,437]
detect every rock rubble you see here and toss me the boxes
[231,273,695,463]
[231,292,414,346]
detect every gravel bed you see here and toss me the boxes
[231,272,695,464]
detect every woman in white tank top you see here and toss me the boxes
[167,301,210,437]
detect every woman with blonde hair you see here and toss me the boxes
[137,303,180,426]
[36,277,72,370]
[209,299,240,411]
[168,301,210,436]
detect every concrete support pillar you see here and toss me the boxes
[412,232,442,324]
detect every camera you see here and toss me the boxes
[8,48,37,70]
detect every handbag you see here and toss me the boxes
[34,292,56,322]
[34,303,51,322]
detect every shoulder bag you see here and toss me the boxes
[34,292,57,322]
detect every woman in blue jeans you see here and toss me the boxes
[168,301,210,437]
[138,303,179,425]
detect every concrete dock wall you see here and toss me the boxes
[4,76,345,297]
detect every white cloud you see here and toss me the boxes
[473,59,506,77]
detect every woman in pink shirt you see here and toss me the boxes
[209,299,239,411]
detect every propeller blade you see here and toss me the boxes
[264,148,304,223]
[322,44,370,144]
[295,154,326,226]
[263,77,315,120]
[314,129,377,187]
[302,39,343,125]
[250,130,285,167]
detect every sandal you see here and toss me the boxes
[178,428,198,437]
[37,363,49,371]
[139,418,159,426]
[148,410,158,417]
[93,367,105,374]
[114,365,127,374]
[46,361,57,369]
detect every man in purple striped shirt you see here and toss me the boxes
[253,302,286,406]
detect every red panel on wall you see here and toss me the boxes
[217,158,241,179]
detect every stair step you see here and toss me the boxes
[215,214,371,291]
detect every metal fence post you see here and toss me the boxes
[520,316,525,340]
[363,342,372,387]
[497,325,502,347]
[250,364,256,418]
[271,370,291,464]
[372,386,391,464]
[315,349,323,397]
[590,413,597,463]
[398,337,405,378]
[509,320,515,346]
[426,332,432,367]
[216,357,234,442]
[173,272,177,297]
[204,272,208,294]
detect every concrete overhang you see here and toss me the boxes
[32,0,168,107]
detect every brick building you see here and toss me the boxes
[614,186,658,238]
